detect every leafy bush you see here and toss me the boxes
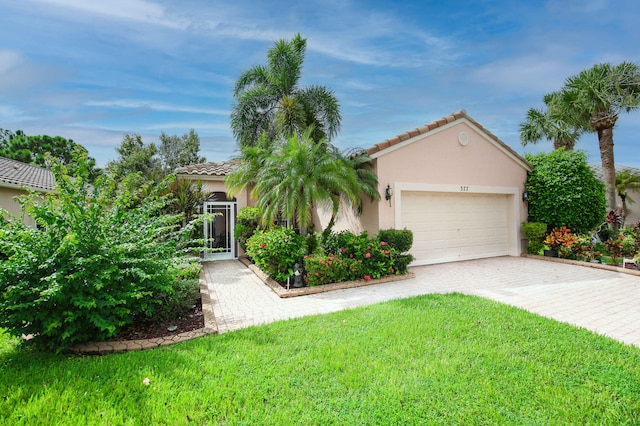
[245,227,305,282]
[339,232,397,279]
[322,230,356,255]
[0,151,205,351]
[522,222,547,254]
[377,229,413,253]
[393,254,414,274]
[155,278,201,322]
[234,207,262,251]
[303,254,363,286]
[526,150,606,234]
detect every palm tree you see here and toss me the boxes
[227,128,362,235]
[519,92,582,150]
[230,33,341,148]
[549,62,640,212]
[615,169,640,223]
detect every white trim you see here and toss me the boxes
[0,181,55,193]
[370,117,531,172]
[394,183,522,266]
[176,174,226,182]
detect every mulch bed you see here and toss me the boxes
[108,297,205,341]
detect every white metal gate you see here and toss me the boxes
[203,201,237,260]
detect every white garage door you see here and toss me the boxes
[401,191,509,265]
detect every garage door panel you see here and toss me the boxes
[401,191,510,265]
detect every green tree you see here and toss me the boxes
[525,149,606,234]
[230,33,341,148]
[159,129,206,173]
[106,134,162,181]
[549,62,640,212]
[519,93,582,150]
[615,169,640,222]
[227,128,362,235]
[0,132,101,181]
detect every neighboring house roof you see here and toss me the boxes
[589,163,640,181]
[0,156,55,191]
[175,160,241,177]
[365,110,530,170]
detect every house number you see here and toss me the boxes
[460,186,469,192]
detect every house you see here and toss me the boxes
[178,111,531,265]
[0,156,55,226]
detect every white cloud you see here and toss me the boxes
[31,0,189,29]
[85,100,228,116]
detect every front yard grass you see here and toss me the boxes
[2,293,640,424]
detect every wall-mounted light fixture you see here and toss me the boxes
[385,184,393,206]
[522,190,529,202]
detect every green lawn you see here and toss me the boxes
[2,293,640,425]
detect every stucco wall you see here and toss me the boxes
[357,120,529,258]
[0,186,36,226]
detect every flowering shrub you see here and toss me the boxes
[544,226,578,250]
[245,227,305,282]
[340,232,397,279]
[303,254,363,286]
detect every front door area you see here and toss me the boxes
[203,201,237,260]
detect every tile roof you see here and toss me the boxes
[365,110,527,165]
[589,163,640,181]
[0,156,55,191]
[175,159,241,176]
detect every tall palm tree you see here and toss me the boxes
[230,34,341,148]
[615,169,640,223]
[549,62,640,212]
[519,92,582,150]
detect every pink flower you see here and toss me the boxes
[365,252,371,258]
[391,268,395,273]
[364,275,371,281]
[349,254,353,258]
[380,241,387,246]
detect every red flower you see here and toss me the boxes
[342,248,347,253]
[364,275,371,281]
[260,243,266,249]
[391,268,395,273]
[349,253,353,258]
[365,252,371,258]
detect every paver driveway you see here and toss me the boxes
[203,256,640,347]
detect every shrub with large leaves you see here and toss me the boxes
[0,150,204,351]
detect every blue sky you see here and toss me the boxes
[1,0,639,168]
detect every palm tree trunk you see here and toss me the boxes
[597,126,617,212]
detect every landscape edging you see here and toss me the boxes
[66,272,218,355]
[238,256,416,298]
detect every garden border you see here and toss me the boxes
[66,273,218,355]
[522,253,640,277]
[239,256,416,298]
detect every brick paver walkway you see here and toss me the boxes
[204,256,640,348]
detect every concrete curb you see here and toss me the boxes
[67,272,218,355]
[522,254,640,277]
